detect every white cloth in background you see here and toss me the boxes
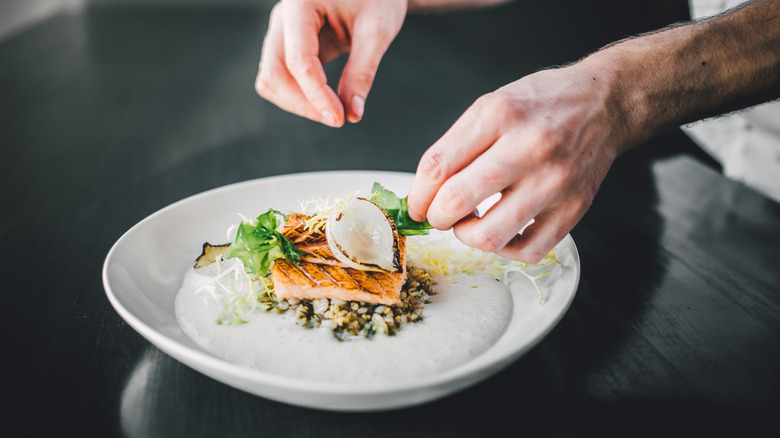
[682,0,780,203]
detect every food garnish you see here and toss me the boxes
[326,197,402,273]
[369,182,434,236]
[194,243,230,269]
[190,183,560,336]
[406,230,560,302]
[223,209,303,277]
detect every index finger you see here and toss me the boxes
[407,100,499,222]
[256,3,322,122]
[282,3,344,127]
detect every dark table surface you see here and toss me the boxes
[2,2,779,437]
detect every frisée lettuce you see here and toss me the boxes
[224,209,303,277]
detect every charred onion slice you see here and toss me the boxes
[194,242,231,269]
[326,197,402,273]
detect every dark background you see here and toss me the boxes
[2,1,778,437]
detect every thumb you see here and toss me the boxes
[337,20,396,123]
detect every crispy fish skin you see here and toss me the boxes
[272,214,407,305]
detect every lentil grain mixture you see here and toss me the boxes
[258,266,435,339]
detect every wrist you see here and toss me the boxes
[573,48,656,157]
[576,1,780,153]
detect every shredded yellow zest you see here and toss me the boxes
[406,232,560,302]
[407,234,557,277]
[251,272,273,290]
[298,191,360,231]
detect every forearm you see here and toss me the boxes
[407,0,512,13]
[581,0,780,152]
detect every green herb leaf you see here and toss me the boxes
[225,209,303,277]
[371,182,434,236]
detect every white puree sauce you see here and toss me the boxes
[175,269,513,384]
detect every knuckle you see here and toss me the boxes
[348,69,377,89]
[285,54,316,78]
[541,167,569,193]
[438,184,469,214]
[478,167,505,188]
[417,150,447,184]
[572,188,593,208]
[284,53,303,74]
[476,92,508,113]
[519,247,548,264]
[302,62,320,78]
[475,92,517,123]
[531,128,554,150]
[499,149,526,171]
[525,129,559,163]
[469,226,506,253]
[373,20,398,42]
[255,72,275,98]
[573,191,594,212]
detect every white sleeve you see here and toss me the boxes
[683,0,780,203]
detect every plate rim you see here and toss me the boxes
[102,170,580,404]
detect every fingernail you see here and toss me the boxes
[321,111,338,127]
[351,95,365,121]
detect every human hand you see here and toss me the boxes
[407,63,635,263]
[255,0,407,127]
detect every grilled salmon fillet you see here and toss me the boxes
[279,213,341,266]
[271,213,407,305]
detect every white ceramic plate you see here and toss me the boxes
[102,171,580,411]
